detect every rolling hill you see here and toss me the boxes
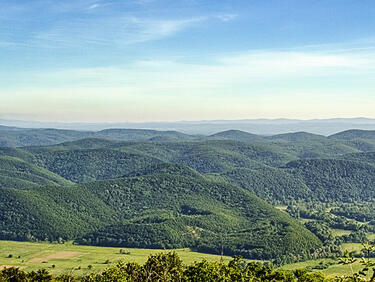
[0,164,322,261]
[209,130,264,142]
[2,126,375,263]
[222,167,311,204]
[31,148,165,183]
[284,159,375,202]
[329,129,375,141]
[267,132,328,142]
[0,156,72,188]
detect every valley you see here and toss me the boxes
[1,126,375,278]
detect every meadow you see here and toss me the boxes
[0,240,232,276]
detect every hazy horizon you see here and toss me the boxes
[2,116,375,136]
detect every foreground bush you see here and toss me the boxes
[0,252,328,281]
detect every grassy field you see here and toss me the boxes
[281,243,372,278]
[281,258,369,278]
[341,243,364,254]
[331,228,352,237]
[0,240,232,276]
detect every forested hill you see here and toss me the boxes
[0,126,200,147]
[2,127,375,262]
[0,163,322,262]
[2,124,375,148]
[329,129,375,140]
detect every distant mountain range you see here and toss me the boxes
[1,123,375,148]
[1,117,375,135]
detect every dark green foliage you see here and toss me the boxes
[0,267,52,281]
[75,171,321,261]
[0,184,116,241]
[340,151,375,166]
[0,160,322,261]
[284,159,375,202]
[118,140,294,173]
[331,202,375,223]
[305,221,333,243]
[273,140,360,159]
[0,156,72,188]
[222,167,311,203]
[31,149,164,183]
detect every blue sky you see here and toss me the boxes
[1,0,375,122]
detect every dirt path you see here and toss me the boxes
[30,251,83,263]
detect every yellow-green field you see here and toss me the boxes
[0,240,232,276]
[331,228,351,237]
[281,243,372,278]
[281,258,368,278]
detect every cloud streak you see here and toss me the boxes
[25,45,375,94]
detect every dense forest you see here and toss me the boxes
[1,126,375,266]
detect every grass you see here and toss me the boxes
[367,232,375,241]
[0,240,232,276]
[281,258,369,278]
[281,243,375,278]
[331,228,351,237]
[275,205,288,211]
[342,243,363,254]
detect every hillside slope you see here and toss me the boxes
[31,149,165,183]
[222,167,311,203]
[0,156,72,188]
[329,129,375,140]
[284,159,375,202]
[76,168,322,260]
[0,164,322,261]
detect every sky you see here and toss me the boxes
[1,0,375,122]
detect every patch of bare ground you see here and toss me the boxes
[30,251,83,263]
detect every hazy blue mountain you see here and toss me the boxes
[266,132,327,142]
[209,130,264,142]
[2,117,375,135]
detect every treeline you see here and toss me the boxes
[0,252,327,281]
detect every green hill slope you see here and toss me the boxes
[267,132,327,142]
[76,169,321,261]
[117,141,294,173]
[284,159,375,202]
[209,130,264,142]
[329,129,375,140]
[32,149,165,183]
[272,140,360,159]
[0,127,199,147]
[342,139,375,152]
[222,167,311,204]
[0,156,72,188]
[0,185,115,241]
[0,164,322,262]
[340,151,375,166]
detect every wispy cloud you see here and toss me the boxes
[0,0,238,50]
[28,16,208,48]
[215,14,238,22]
[88,3,100,10]
[27,45,375,95]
